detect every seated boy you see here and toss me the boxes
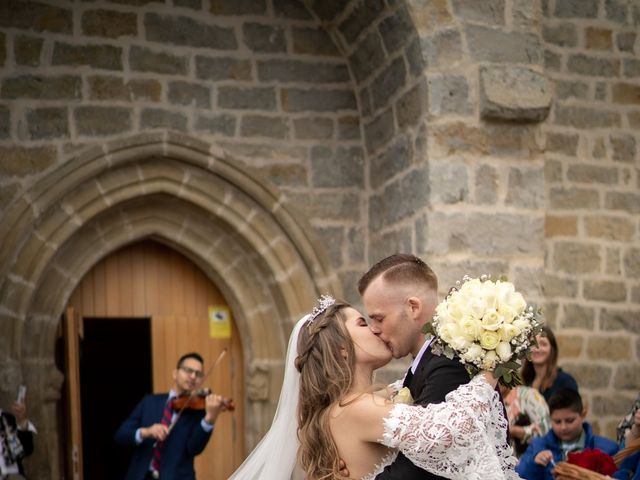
[516,388,618,480]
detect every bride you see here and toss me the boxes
[230,297,520,479]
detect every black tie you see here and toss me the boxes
[403,367,414,388]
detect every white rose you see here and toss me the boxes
[481,309,503,331]
[479,330,501,350]
[507,291,527,315]
[481,282,499,310]
[512,318,530,334]
[461,343,484,364]
[447,295,466,322]
[482,350,498,370]
[497,304,518,323]
[498,324,518,342]
[450,334,471,352]
[460,316,482,340]
[438,322,463,344]
[496,341,512,362]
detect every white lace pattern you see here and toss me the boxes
[379,376,521,480]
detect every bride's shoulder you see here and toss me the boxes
[332,392,392,424]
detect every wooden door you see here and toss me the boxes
[63,307,83,480]
[67,240,245,478]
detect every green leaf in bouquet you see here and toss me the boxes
[422,321,436,336]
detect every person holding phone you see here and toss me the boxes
[1,386,36,479]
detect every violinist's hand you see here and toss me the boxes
[203,393,225,425]
[141,423,169,441]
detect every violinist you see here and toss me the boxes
[114,352,230,480]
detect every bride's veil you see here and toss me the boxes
[229,315,309,480]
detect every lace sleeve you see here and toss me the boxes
[380,376,521,480]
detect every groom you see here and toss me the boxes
[358,254,470,480]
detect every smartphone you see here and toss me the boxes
[17,385,26,403]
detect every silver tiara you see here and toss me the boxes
[308,294,335,323]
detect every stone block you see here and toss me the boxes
[210,0,266,14]
[256,163,306,187]
[256,59,349,84]
[475,164,498,204]
[243,23,286,53]
[88,76,161,102]
[506,167,544,208]
[606,247,622,275]
[544,49,561,71]
[139,108,187,131]
[1,75,81,100]
[567,54,620,77]
[145,13,237,49]
[544,215,577,237]
[337,116,360,140]
[306,0,344,22]
[610,134,637,162]
[346,227,365,263]
[543,23,577,46]
[616,32,636,53]
[560,303,594,329]
[566,164,618,184]
[452,0,505,24]
[410,0,454,33]
[584,280,627,302]
[130,46,188,75]
[281,88,356,112]
[554,0,598,18]
[592,394,637,416]
[623,58,640,77]
[52,42,122,70]
[293,118,333,140]
[601,308,640,333]
[273,0,312,20]
[0,106,8,139]
[348,32,386,83]
[375,169,430,227]
[311,146,364,188]
[466,25,541,64]
[167,81,211,108]
[0,32,4,67]
[378,6,415,54]
[630,111,640,128]
[586,27,613,50]
[363,108,395,154]
[556,335,582,359]
[430,162,469,205]
[196,56,252,81]
[612,83,640,104]
[371,57,406,111]
[174,0,201,8]
[240,115,288,139]
[555,106,621,129]
[338,0,385,45]
[14,35,43,67]
[480,66,551,121]
[370,227,413,261]
[546,131,579,155]
[605,0,629,23]
[594,81,607,101]
[285,192,360,221]
[605,192,640,214]
[614,365,640,390]
[0,1,72,33]
[370,135,412,189]
[82,9,137,38]
[359,87,373,118]
[315,226,345,268]
[624,248,640,278]
[553,241,601,274]
[555,80,589,100]
[195,114,236,136]
[26,107,69,140]
[542,273,578,297]
[75,106,132,136]
[549,187,599,209]
[419,29,463,69]
[569,364,612,389]
[292,27,339,56]
[585,215,635,242]
[219,86,276,110]
[396,79,428,129]
[0,146,56,177]
[429,75,471,117]
[544,159,562,182]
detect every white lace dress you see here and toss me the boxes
[362,376,521,480]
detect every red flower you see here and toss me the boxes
[567,448,617,476]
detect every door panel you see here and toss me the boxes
[63,307,83,480]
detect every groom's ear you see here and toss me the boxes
[407,296,421,317]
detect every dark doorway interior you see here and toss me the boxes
[80,317,152,480]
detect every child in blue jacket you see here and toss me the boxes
[516,388,618,480]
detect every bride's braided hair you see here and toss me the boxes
[295,300,355,479]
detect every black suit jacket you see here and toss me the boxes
[1,410,35,478]
[376,345,470,480]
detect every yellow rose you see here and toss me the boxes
[481,309,503,331]
[496,341,512,362]
[482,350,498,369]
[460,316,482,340]
[479,330,501,350]
[498,323,518,342]
[392,387,414,405]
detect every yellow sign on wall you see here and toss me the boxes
[208,305,232,339]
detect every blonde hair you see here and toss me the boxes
[295,301,355,479]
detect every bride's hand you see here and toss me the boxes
[480,370,498,388]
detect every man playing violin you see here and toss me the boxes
[115,352,229,480]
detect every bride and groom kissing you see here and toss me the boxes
[230,253,522,479]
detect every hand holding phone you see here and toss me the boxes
[17,385,26,404]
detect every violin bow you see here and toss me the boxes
[164,348,228,438]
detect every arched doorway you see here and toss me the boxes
[64,240,243,479]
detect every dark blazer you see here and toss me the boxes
[376,345,470,480]
[1,410,34,478]
[114,393,212,480]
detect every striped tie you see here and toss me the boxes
[150,399,173,477]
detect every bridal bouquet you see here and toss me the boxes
[423,275,543,388]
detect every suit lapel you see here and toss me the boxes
[408,346,432,398]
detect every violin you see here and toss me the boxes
[171,388,235,412]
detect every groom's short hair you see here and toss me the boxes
[357,253,438,294]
